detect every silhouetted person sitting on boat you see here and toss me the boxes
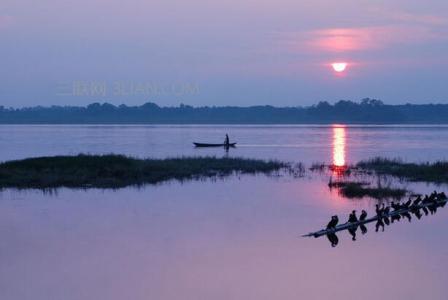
[326,215,339,229]
[359,210,367,221]
[224,134,230,146]
[348,210,358,223]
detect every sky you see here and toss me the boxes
[1,0,448,107]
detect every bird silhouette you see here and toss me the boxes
[412,197,421,207]
[391,202,401,211]
[402,199,412,208]
[326,215,339,229]
[375,204,382,217]
[348,210,358,223]
[359,210,368,221]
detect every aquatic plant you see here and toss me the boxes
[357,157,448,183]
[329,180,407,200]
[0,154,292,189]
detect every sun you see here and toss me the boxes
[331,62,348,73]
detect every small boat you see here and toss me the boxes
[193,142,237,148]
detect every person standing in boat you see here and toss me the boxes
[224,134,230,146]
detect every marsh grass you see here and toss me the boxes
[329,180,407,200]
[0,154,291,189]
[357,157,448,183]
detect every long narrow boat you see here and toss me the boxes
[193,142,237,148]
[303,198,447,238]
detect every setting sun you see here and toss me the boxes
[331,62,348,73]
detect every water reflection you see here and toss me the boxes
[309,192,448,247]
[332,125,347,175]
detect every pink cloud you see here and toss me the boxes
[369,7,448,26]
[279,25,446,53]
[394,12,447,26]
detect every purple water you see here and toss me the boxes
[0,125,447,300]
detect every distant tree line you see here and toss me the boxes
[1,98,448,124]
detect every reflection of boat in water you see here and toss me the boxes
[303,196,447,239]
[193,142,237,148]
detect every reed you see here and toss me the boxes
[0,154,291,189]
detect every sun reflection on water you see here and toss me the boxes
[332,125,347,175]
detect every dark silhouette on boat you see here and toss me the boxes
[194,142,236,148]
[194,134,236,148]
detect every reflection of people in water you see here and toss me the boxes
[375,218,385,232]
[326,233,339,247]
[413,209,423,219]
[391,214,401,223]
[348,226,358,241]
[360,224,368,235]
[401,212,412,222]
[224,134,230,146]
[315,191,448,247]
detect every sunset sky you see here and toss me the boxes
[1,0,448,107]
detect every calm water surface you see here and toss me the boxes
[1,125,448,300]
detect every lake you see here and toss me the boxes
[1,125,448,300]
